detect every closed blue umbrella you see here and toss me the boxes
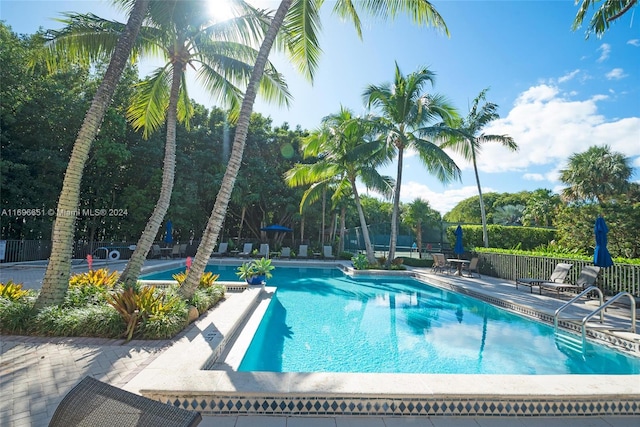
[454,225,464,256]
[164,220,173,244]
[594,217,613,268]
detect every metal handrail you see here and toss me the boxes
[553,286,604,329]
[580,292,637,342]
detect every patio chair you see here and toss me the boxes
[211,242,228,257]
[539,265,601,295]
[516,262,573,294]
[431,253,448,274]
[239,243,253,257]
[149,244,162,259]
[323,245,335,260]
[298,244,308,259]
[462,257,480,278]
[179,243,187,257]
[171,245,181,258]
[258,243,269,258]
[48,376,201,427]
[280,247,291,258]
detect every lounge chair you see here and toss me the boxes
[539,265,601,295]
[211,242,228,257]
[298,244,308,259]
[49,376,201,427]
[516,262,573,294]
[179,243,187,257]
[280,247,291,258]
[239,243,253,257]
[149,244,162,259]
[258,243,269,258]
[323,245,335,260]
[462,257,480,278]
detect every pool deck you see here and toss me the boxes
[1,258,639,426]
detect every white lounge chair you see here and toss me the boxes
[211,242,228,257]
[298,244,308,259]
[258,243,269,258]
[323,245,335,260]
[239,243,253,257]
[516,262,573,294]
[280,247,291,258]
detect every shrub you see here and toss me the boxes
[0,298,34,334]
[69,268,119,289]
[445,224,556,251]
[338,251,354,260]
[172,271,220,288]
[400,257,433,268]
[188,285,225,314]
[351,253,369,270]
[0,281,31,301]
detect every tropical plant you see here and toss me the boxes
[441,88,517,248]
[493,204,525,226]
[573,0,638,38]
[363,63,460,267]
[180,0,450,297]
[36,0,151,309]
[68,268,119,289]
[0,281,30,301]
[172,271,220,289]
[351,253,369,270]
[236,257,275,284]
[559,145,633,204]
[402,198,441,258]
[285,107,393,264]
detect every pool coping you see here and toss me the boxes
[123,264,640,417]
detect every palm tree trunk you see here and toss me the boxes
[338,205,346,253]
[416,220,423,259]
[472,152,489,247]
[119,66,181,286]
[387,146,403,266]
[351,180,376,264]
[179,0,293,298]
[35,0,149,309]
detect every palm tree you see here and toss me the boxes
[441,88,517,248]
[45,1,290,286]
[559,145,632,204]
[35,0,150,309]
[493,204,525,226]
[285,107,394,264]
[573,0,637,38]
[402,198,440,258]
[179,0,450,297]
[363,63,460,267]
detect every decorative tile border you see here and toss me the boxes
[161,395,640,417]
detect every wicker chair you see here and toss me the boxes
[49,376,201,427]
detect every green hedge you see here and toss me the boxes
[446,225,556,251]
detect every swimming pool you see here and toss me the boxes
[144,265,640,375]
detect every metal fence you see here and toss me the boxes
[478,252,640,298]
[0,240,141,263]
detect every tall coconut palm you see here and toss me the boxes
[285,107,394,264]
[36,0,150,309]
[45,1,291,286]
[180,0,450,297]
[363,63,460,267]
[573,0,637,38]
[441,88,517,248]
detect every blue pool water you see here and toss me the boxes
[145,265,640,374]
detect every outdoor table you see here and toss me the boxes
[447,258,470,276]
[160,248,173,259]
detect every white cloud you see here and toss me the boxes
[399,182,482,215]
[475,84,640,175]
[523,173,545,181]
[558,69,580,83]
[628,39,640,47]
[633,156,640,168]
[597,43,611,62]
[606,68,627,80]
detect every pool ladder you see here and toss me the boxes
[553,286,637,345]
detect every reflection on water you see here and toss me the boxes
[238,269,640,375]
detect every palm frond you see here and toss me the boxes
[127,67,172,138]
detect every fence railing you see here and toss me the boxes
[478,252,639,298]
[0,240,143,263]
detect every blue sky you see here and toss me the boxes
[2,0,639,215]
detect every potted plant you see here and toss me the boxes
[236,257,275,285]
